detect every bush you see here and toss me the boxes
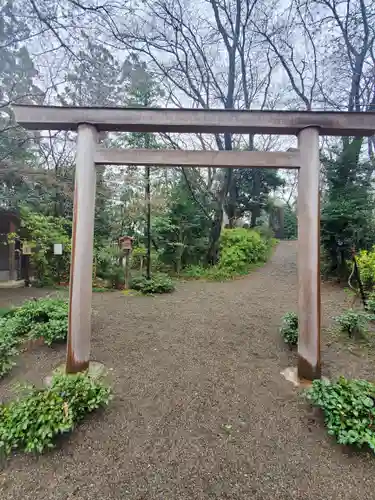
[305,377,375,452]
[182,265,207,279]
[280,312,298,347]
[181,264,233,281]
[0,307,17,318]
[218,228,268,274]
[20,208,71,286]
[356,247,375,289]
[130,273,175,294]
[367,292,375,315]
[0,298,69,378]
[95,245,124,289]
[8,298,68,345]
[0,373,111,455]
[334,309,370,339]
[181,228,274,281]
[0,319,20,378]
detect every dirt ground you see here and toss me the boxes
[1,241,375,500]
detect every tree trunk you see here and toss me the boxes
[206,160,232,264]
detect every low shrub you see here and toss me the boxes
[366,291,375,315]
[130,273,175,294]
[0,372,111,455]
[0,320,20,378]
[182,228,274,281]
[182,264,233,281]
[95,245,124,289]
[218,228,268,274]
[8,298,69,345]
[305,377,375,452]
[356,247,375,289]
[0,298,68,378]
[280,312,298,347]
[334,309,370,339]
[182,265,207,279]
[0,307,17,318]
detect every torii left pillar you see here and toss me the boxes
[66,124,97,373]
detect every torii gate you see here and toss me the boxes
[13,105,375,381]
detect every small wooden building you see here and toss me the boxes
[0,208,21,282]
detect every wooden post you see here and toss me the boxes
[124,249,130,290]
[8,220,16,281]
[297,127,321,381]
[66,124,97,374]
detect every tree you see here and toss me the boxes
[125,60,165,278]
[115,0,275,263]
[232,167,284,226]
[321,141,375,276]
[60,36,127,242]
[153,177,212,273]
[0,1,42,208]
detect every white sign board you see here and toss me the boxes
[53,243,63,255]
[22,243,32,255]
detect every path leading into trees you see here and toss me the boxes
[2,241,375,499]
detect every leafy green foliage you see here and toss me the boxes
[233,168,284,225]
[218,228,268,274]
[95,245,124,288]
[0,319,20,377]
[0,373,111,455]
[182,228,274,281]
[130,246,147,270]
[283,206,298,240]
[320,142,375,278]
[6,298,68,345]
[356,247,375,289]
[49,372,111,422]
[0,307,16,318]
[182,264,233,281]
[305,377,375,451]
[20,208,71,286]
[280,312,298,346]
[0,298,68,378]
[130,273,175,294]
[152,180,211,273]
[334,309,371,338]
[0,3,41,209]
[366,292,375,315]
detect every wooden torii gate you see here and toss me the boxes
[13,105,375,381]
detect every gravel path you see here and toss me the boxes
[1,241,375,499]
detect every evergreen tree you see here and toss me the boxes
[321,141,375,276]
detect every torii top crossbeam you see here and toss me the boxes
[13,104,375,136]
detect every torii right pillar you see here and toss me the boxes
[297,127,321,381]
